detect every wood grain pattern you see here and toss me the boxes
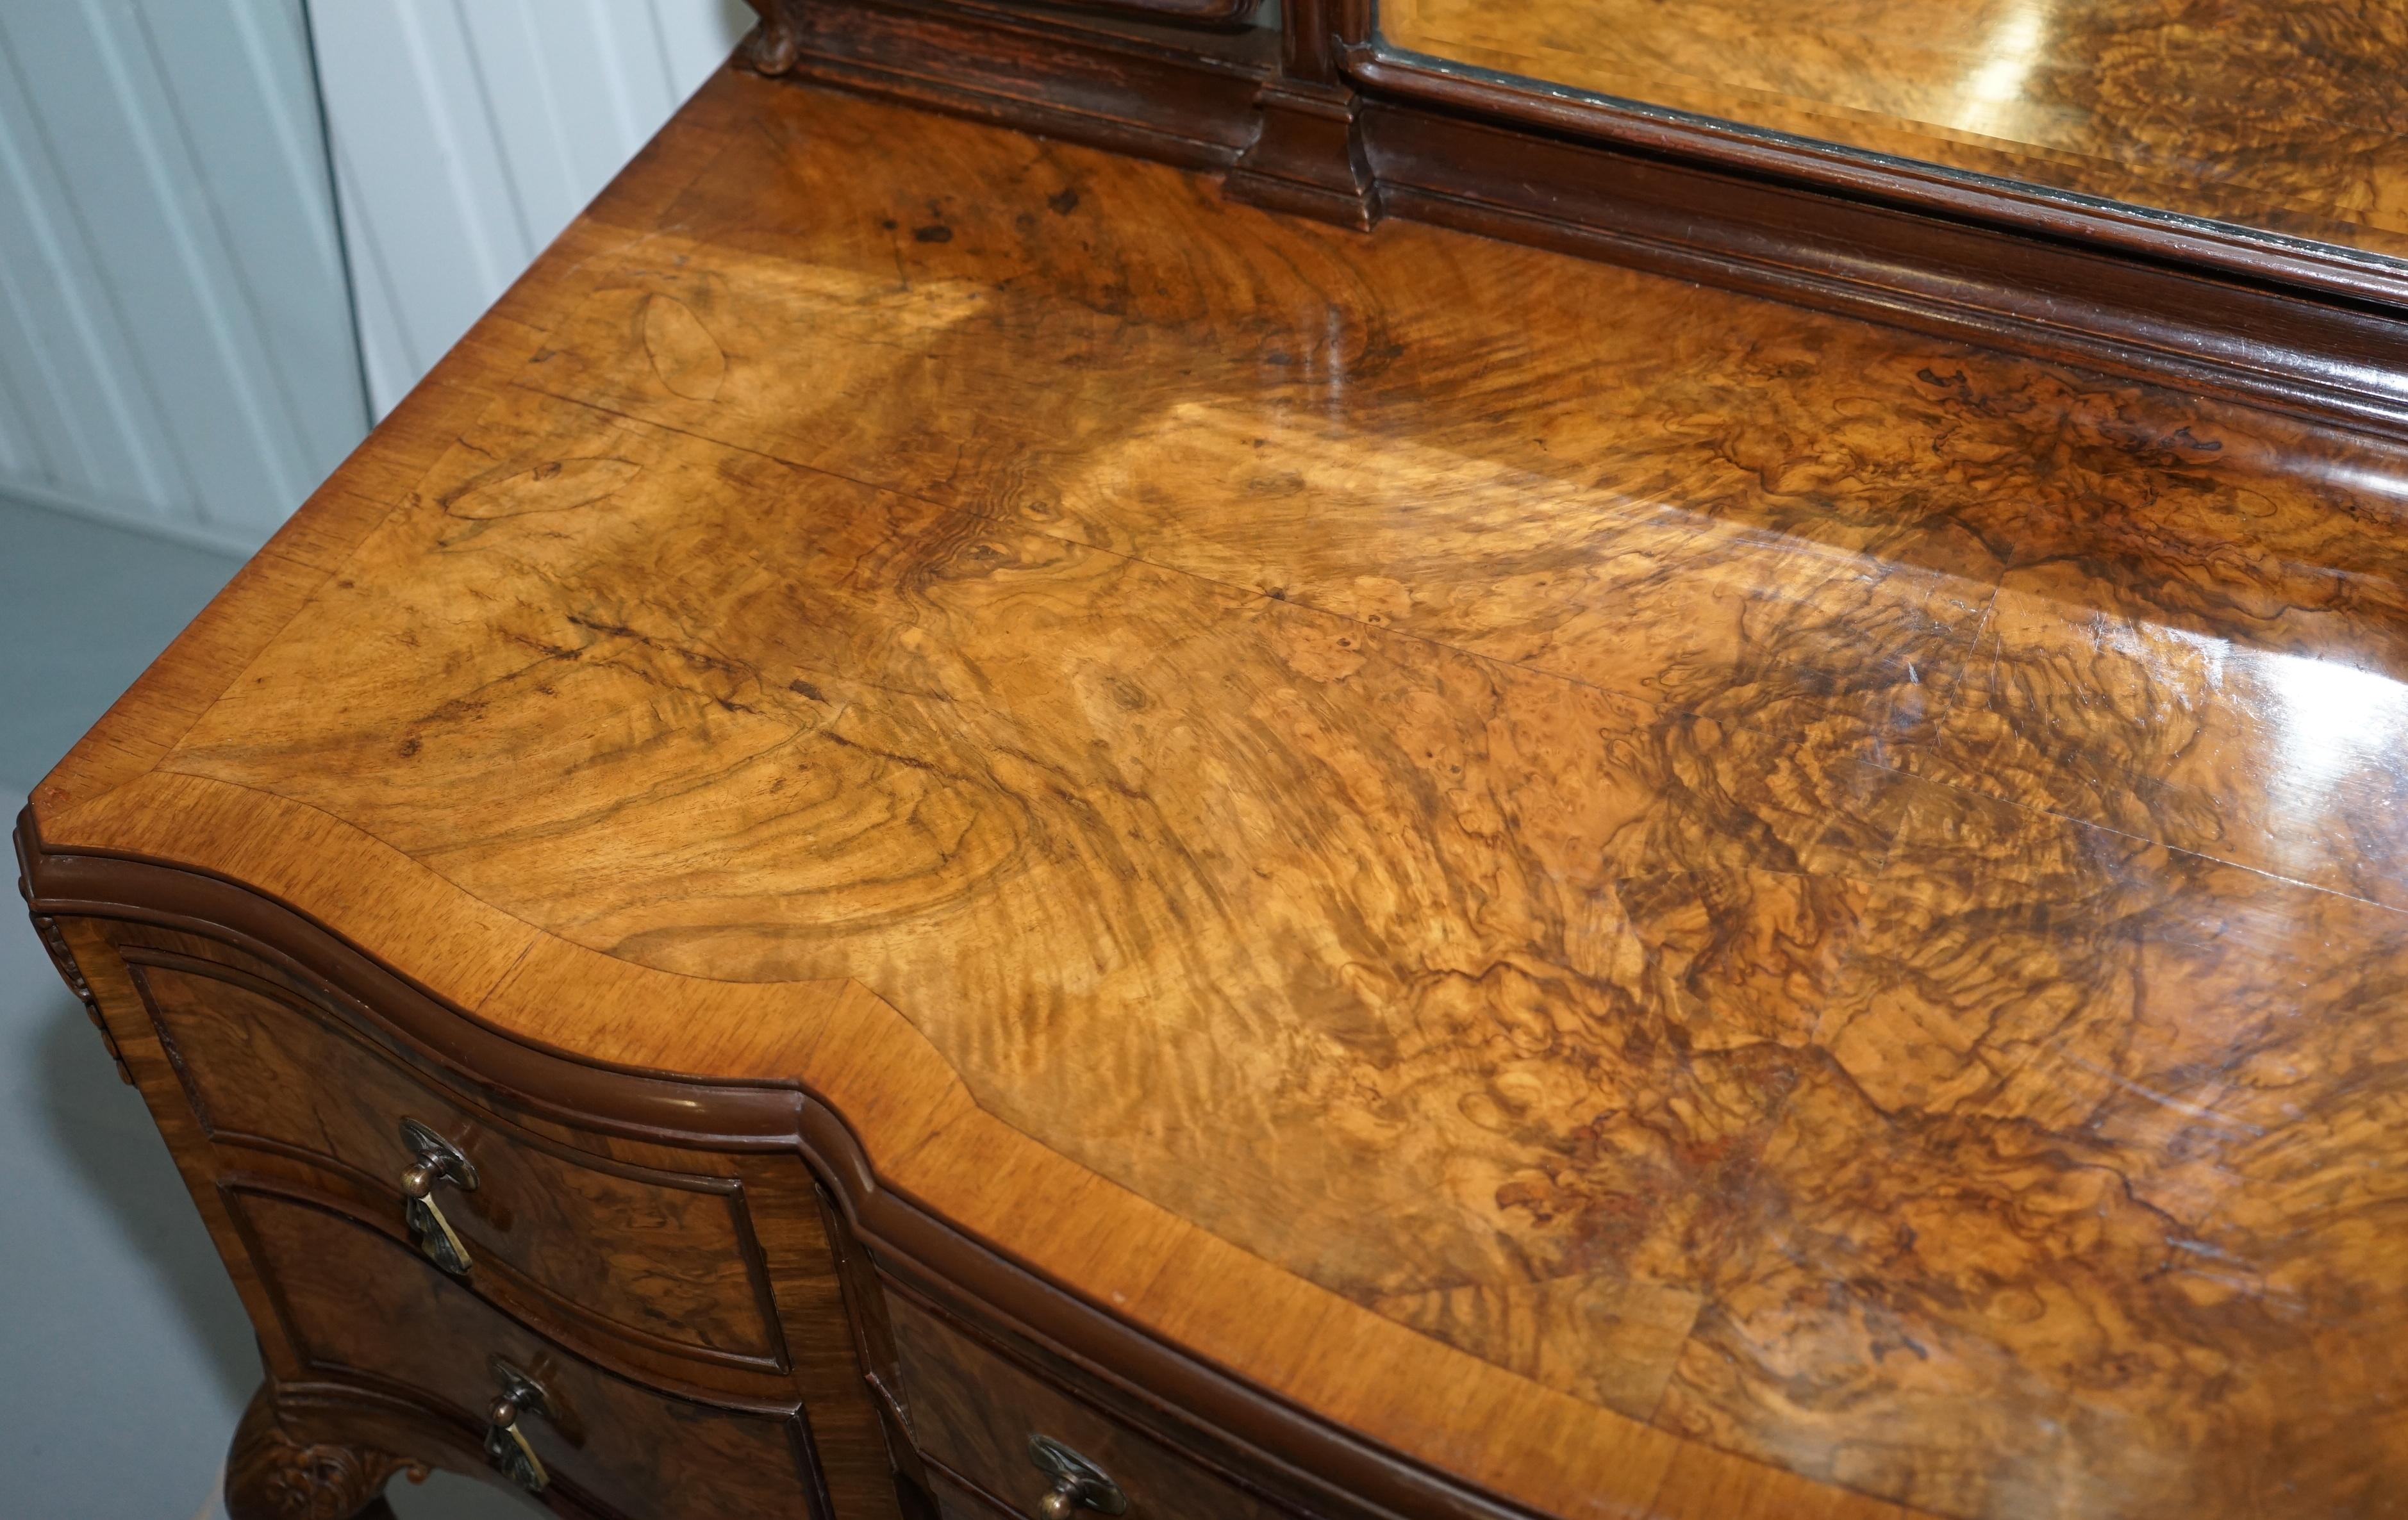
[742,1162,917,1520]
[49,895,905,1518]
[233,1185,821,1520]
[887,1294,1287,1520]
[1381,0,2408,260]
[749,0,2408,445]
[126,950,785,1368]
[225,1380,426,1520]
[28,66,2408,1520]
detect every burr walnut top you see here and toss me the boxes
[35,67,2408,1520]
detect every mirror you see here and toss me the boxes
[1376,0,2408,265]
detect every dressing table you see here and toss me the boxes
[20,4,2408,1519]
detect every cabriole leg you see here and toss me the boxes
[224,1380,426,1520]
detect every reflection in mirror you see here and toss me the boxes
[1378,1,2408,262]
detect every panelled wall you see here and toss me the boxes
[0,0,749,554]
[0,0,365,553]
[310,0,751,418]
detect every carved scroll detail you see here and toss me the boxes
[28,912,131,1082]
[226,1385,428,1520]
[28,912,96,1007]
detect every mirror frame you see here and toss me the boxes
[742,0,2408,440]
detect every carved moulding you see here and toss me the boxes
[15,818,1532,1520]
[225,1382,430,1520]
[728,0,2408,442]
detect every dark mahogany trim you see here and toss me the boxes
[16,811,1540,1520]
[19,827,808,1150]
[1226,78,1379,229]
[770,0,1275,174]
[740,0,2408,442]
[1046,0,1263,26]
[1340,45,2408,434]
[1345,45,2408,313]
[1276,0,1370,84]
[1356,105,2408,440]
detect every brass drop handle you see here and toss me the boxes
[1028,1435,1127,1520]
[482,1360,554,1495]
[397,1118,480,1275]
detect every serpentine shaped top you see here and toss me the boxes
[37,69,2408,1520]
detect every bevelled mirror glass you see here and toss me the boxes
[1375,0,2408,265]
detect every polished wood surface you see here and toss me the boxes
[224,1379,427,1520]
[130,950,785,1367]
[236,1187,818,1520]
[1383,0,2408,261]
[29,63,2408,1520]
[54,902,908,1520]
[754,0,2408,447]
[887,1296,1284,1520]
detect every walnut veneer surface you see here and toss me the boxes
[32,63,2408,1520]
[1383,0,2408,261]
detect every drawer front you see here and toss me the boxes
[232,1184,820,1520]
[889,1296,1286,1520]
[126,946,783,1369]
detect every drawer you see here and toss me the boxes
[888,1295,1286,1520]
[231,1184,818,1520]
[123,944,784,1370]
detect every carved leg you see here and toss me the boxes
[226,1382,427,1520]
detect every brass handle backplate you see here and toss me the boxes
[483,1357,553,1494]
[1028,1434,1128,1520]
[399,1117,479,1275]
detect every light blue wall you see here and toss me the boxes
[0,0,369,553]
[0,0,751,554]
[310,0,749,417]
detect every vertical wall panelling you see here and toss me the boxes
[0,0,743,548]
[309,0,751,418]
[0,38,183,526]
[0,0,367,552]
